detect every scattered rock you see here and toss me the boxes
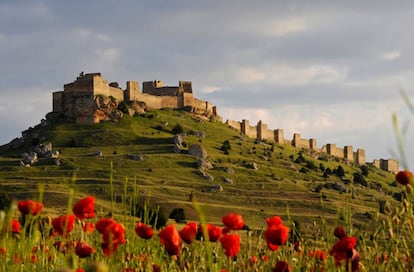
[197,159,213,170]
[189,144,207,159]
[173,134,185,146]
[210,184,223,192]
[92,150,103,157]
[197,169,214,180]
[173,143,181,153]
[223,167,235,174]
[21,152,38,166]
[130,154,144,161]
[245,162,258,170]
[224,177,233,184]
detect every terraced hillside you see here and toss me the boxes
[0,109,400,233]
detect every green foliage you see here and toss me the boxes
[134,201,167,229]
[220,140,231,154]
[172,123,184,134]
[0,189,10,210]
[353,172,368,187]
[334,165,345,177]
[360,165,369,176]
[169,207,186,223]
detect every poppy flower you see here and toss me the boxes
[102,221,125,249]
[222,212,244,232]
[396,170,414,186]
[273,261,291,272]
[264,217,289,251]
[159,224,182,256]
[135,222,154,240]
[10,219,21,234]
[52,214,76,236]
[17,200,44,216]
[329,236,357,263]
[220,234,240,257]
[75,242,95,258]
[334,226,347,239]
[82,222,95,234]
[72,196,96,219]
[309,250,328,261]
[96,218,116,234]
[266,216,283,227]
[179,222,198,244]
[201,223,222,242]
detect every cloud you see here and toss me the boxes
[380,50,401,61]
[201,86,221,94]
[266,17,309,37]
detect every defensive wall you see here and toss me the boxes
[53,73,217,124]
[226,118,398,172]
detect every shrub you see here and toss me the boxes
[133,202,167,229]
[353,172,367,187]
[0,189,11,210]
[360,165,369,177]
[335,166,345,177]
[169,208,186,223]
[172,124,184,134]
[221,140,231,154]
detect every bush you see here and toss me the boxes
[360,165,369,177]
[221,140,231,154]
[353,172,368,187]
[172,124,184,134]
[335,166,345,177]
[0,189,11,210]
[134,202,167,229]
[169,208,186,223]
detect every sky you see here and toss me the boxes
[1,0,414,168]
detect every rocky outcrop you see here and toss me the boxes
[189,144,207,159]
[21,152,38,166]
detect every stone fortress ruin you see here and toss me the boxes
[225,119,399,173]
[50,72,398,173]
[52,72,217,124]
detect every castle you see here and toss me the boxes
[51,72,398,173]
[52,72,217,124]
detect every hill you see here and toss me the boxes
[0,109,400,234]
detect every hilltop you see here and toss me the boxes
[0,108,400,233]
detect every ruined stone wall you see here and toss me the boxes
[274,129,284,143]
[226,119,241,131]
[142,81,179,96]
[241,120,257,138]
[355,149,366,165]
[292,133,316,150]
[373,158,397,172]
[160,96,179,108]
[92,76,124,102]
[135,93,163,109]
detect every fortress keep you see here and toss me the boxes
[52,73,217,123]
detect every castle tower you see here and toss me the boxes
[292,133,301,147]
[125,81,140,102]
[356,148,365,165]
[344,145,353,161]
[326,144,336,156]
[241,119,249,135]
[274,129,284,143]
[309,138,317,150]
[257,120,267,140]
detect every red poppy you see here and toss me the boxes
[159,224,182,256]
[96,218,116,234]
[266,215,283,227]
[135,222,154,240]
[72,196,96,219]
[273,261,291,272]
[17,200,44,216]
[102,222,125,245]
[309,250,328,261]
[75,242,95,258]
[334,226,347,239]
[222,212,244,232]
[179,222,198,244]
[152,264,161,272]
[220,234,240,257]
[82,222,95,234]
[329,236,357,262]
[201,223,222,242]
[52,214,76,236]
[10,219,21,234]
[396,170,414,186]
[264,218,289,251]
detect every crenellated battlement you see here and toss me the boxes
[52,73,217,124]
[226,118,398,172]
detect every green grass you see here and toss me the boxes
[0,109,399,233]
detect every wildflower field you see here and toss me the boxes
[0,169,413,272]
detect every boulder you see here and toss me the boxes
[173,134,184,146]
[173,143,181,153]
[189,144,207,159]
[92,150,103,157]
[197,159,213,170]
[130,154,144,161]
[223,167,235,174]
[224,177,233,184]
[197,169,214,181]
[245,162,258,170]
[209,184,223,192]
[21,152,38,166]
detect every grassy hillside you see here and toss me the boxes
[0,109,400,234]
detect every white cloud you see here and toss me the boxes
[95,48,120,63]
[201,86,221,94]
[266,17,309,37]
[380,50,401,61]
[236,67,266,83]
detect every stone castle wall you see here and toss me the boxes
[226,118,395,171]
